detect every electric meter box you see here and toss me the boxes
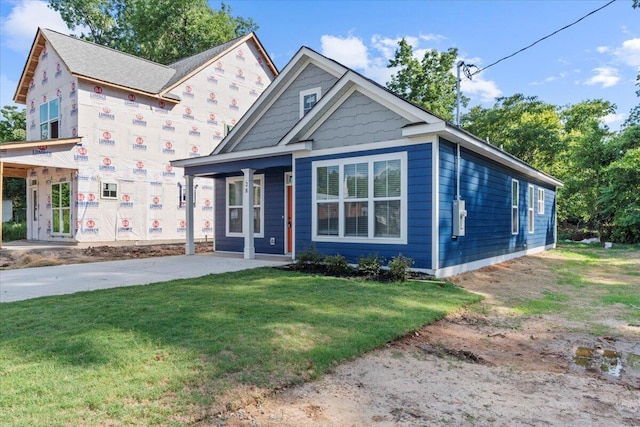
[453,199,467,237]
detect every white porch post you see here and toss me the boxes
[241,168,255,259]
[185,174,195,255]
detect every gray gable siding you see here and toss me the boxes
[226,63,338,152]
[309,90,410,150]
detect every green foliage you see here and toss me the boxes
[0,105,26,142]
[358,253,382,278]
[48,0,258,64]
[294,243,325,269]
[2,222,26,241]
[598,147,640,243]
[0,267,480,425]
[388,254,414,282]
[324,254,352,276]
[386,39,464,121]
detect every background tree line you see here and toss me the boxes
[2,0,638,242]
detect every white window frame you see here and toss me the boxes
[299,87,321,118]
[511,179,519,235]
[39,98,60,139]
[51,180,71,236]
[312,152,408,244]
[528,184,535,234]
[225,174,264,238]
[101,181,118,199]
[538,188,545,215]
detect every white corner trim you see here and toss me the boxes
[431,138,439,272]
[434,244,555,278]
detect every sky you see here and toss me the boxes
[0,0,638,129]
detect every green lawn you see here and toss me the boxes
[0,267,480,426]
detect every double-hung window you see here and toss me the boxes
[528,184,535,233]
[511,179,519,235]
[40,98,60,139]
[51,181,71,235]
[226,175,264,237]
[312,152,407,243]
[538,188,545,214]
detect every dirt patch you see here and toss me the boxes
[0,242,213,270]
[222,250,640,426]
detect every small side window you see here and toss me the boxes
[101,182,118,199]
[538,188,545,214]
[299,87,321,118]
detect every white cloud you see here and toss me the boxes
[0,0,70,53]
[584,66,621,88]
[420,33,447,43]
[320,34,369,69]
[596,46,609,53]
[601,113,626,126]
[614,38,640,68]
[461,76,502,103]
[370,35,419,60]
[530,72,569,86]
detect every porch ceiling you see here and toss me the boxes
[186,154,292,177]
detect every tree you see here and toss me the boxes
[48,0,258,64]
[461,94,563,171]
[1,106,27,219]
[386,39,464,121]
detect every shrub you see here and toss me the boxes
[294,243,325,270]
[358,253,382,279]
[324,254,352,276]
[388,254,414,282]
[2,222,26,242]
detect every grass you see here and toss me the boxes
[512,242,640,332]
[0,267,480,426]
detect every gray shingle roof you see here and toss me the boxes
[41,28,248,96]
[42,29,176,94]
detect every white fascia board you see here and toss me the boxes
[403,123,563,188]
[170,141,311,168]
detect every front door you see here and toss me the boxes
[29,180,38,240]
[285,172,293,254]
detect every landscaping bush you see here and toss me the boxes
[388,254,414,282]
[324,254,352,276]
[2,221,26,242]
[358,253,382,279]
[294,243,325,271]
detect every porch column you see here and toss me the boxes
[185,174,195,255]
[0,161,3,249]
[241,168,255,259]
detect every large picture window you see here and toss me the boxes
[40,98,60,139]
[51,181,71,235]
[511,179,519,235]
[312,152,407,244]
[226,175,264,237]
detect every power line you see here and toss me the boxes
[472,0,617,76]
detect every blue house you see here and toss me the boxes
[171,47,562,277]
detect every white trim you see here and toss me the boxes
[300,87,321,118]
[432,138,439,272]
[527,184,535,234]
[434,244,555,278]
[311,151,408,245]
[295,136,435,159]
[537,188,545,215]
[225,174,264,238]
[171,141,311,168]
[511,179,519,235]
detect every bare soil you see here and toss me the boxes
[2,244,639,426]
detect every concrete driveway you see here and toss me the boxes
[0,253,290,303]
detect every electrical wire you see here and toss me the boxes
[472,0,617,76]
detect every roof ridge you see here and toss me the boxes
[41,27,174,70]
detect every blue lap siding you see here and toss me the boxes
[294,143,432,269]
[438,138,556,268]
[214,167,289,254]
